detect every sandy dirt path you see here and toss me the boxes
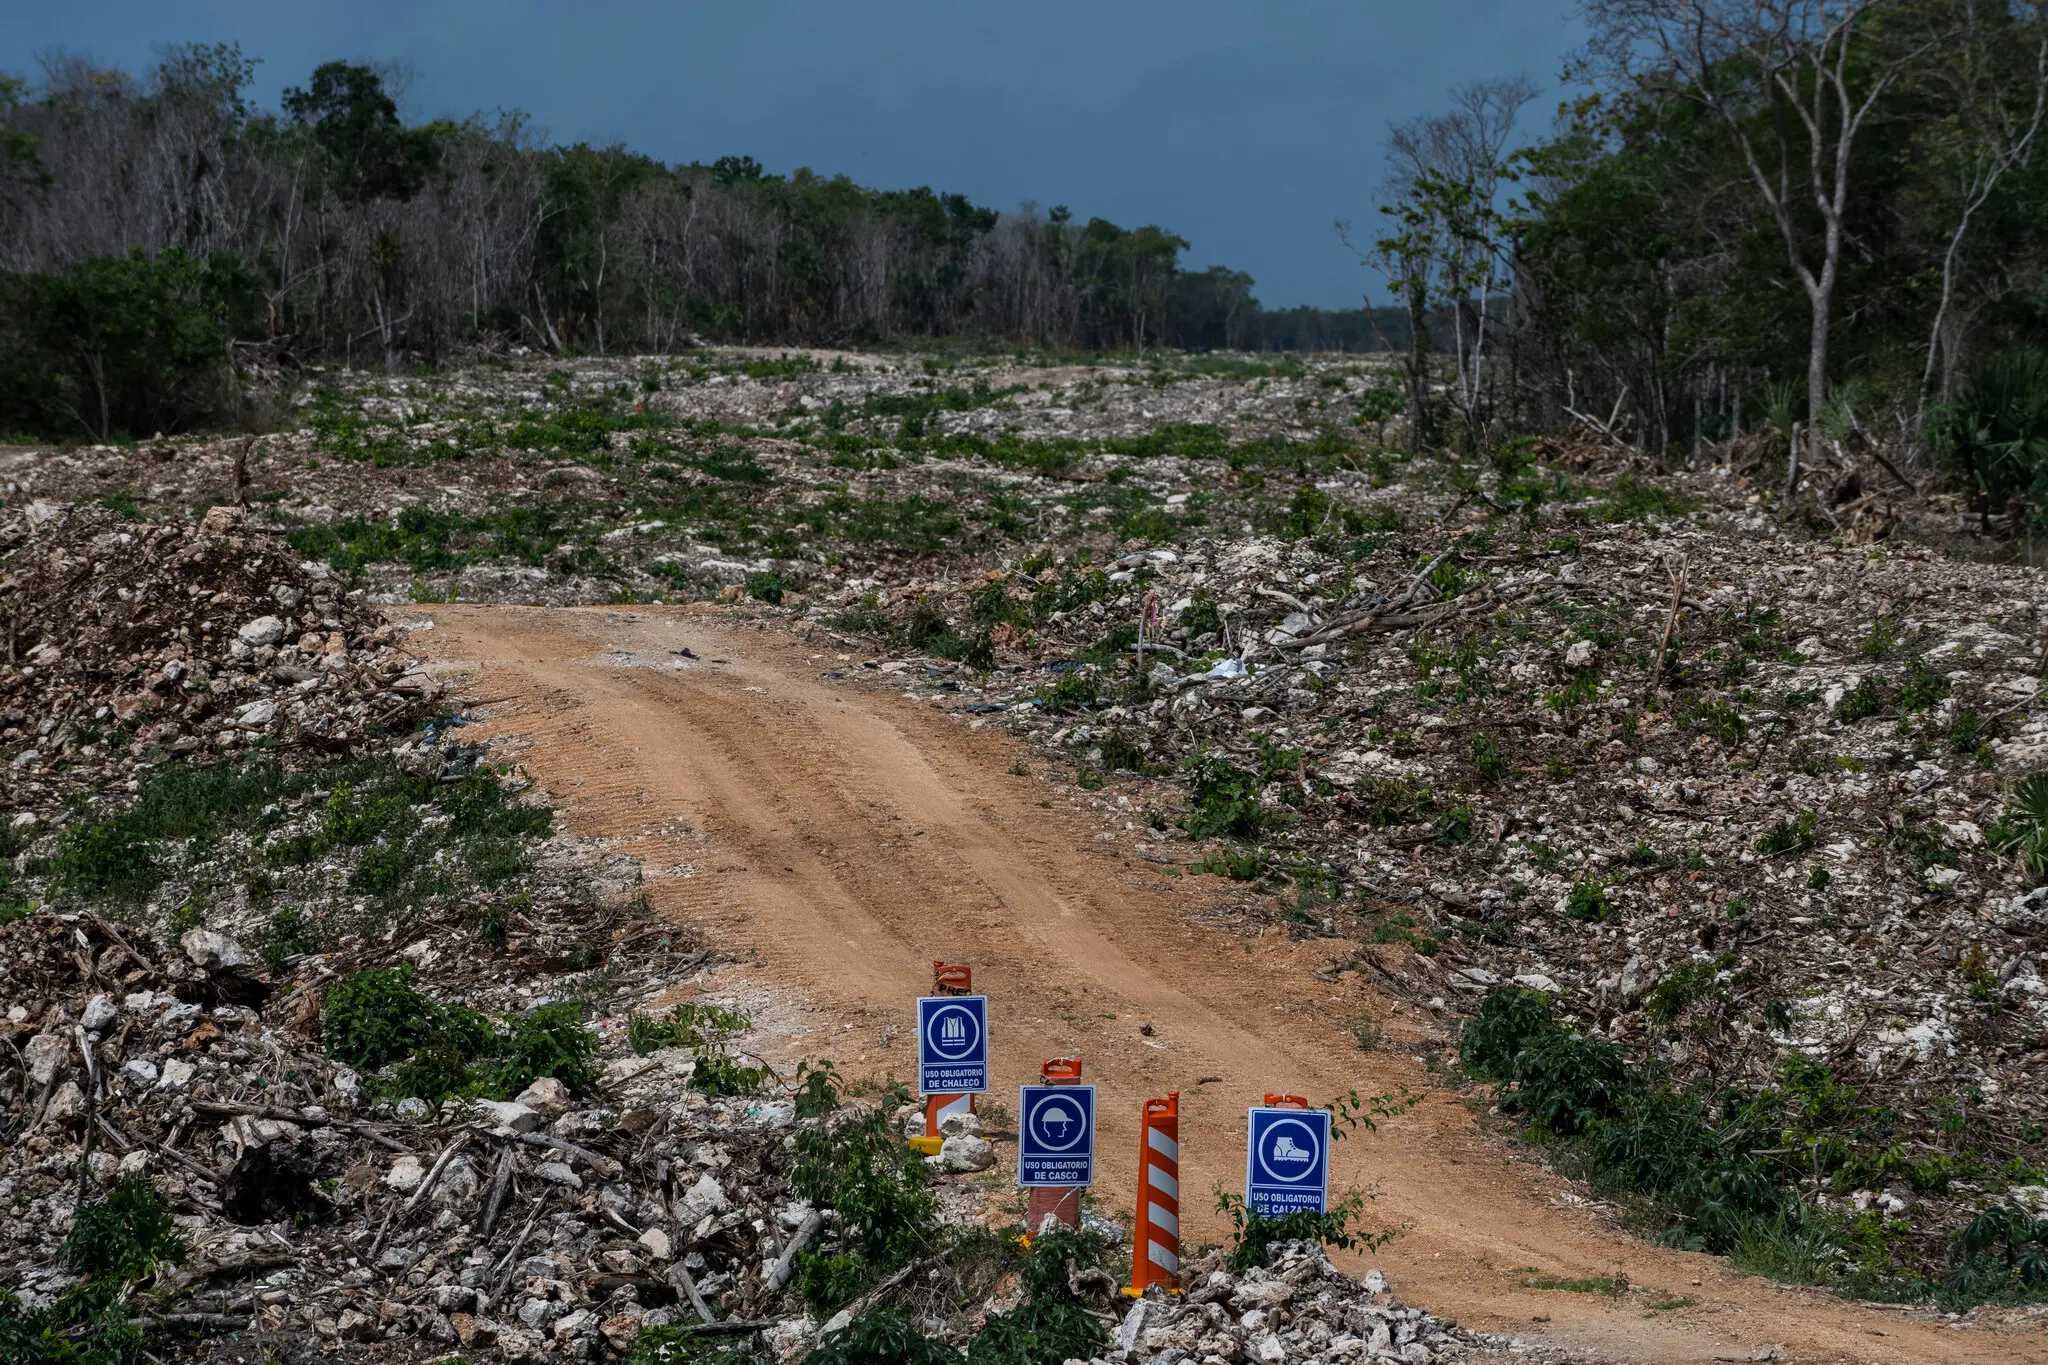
[410,603,2043,1365]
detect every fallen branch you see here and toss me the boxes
[474,1142,519,1240]
[672,1262,718,1325]
[501,1128,620,1176]
[189,1100,414,1155]
[1644,553,1689,702]
[762,1209,823,1293]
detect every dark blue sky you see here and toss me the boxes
[2,2,1581,309]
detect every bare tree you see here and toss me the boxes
[1917,1,2048,418]
[1582,0,1947,481]
[1346,75,1535,452]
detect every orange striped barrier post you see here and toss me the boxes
[1264,1092,1309,1110]
[915,963,976,1153]
[1129,1093,1181,1295]
[1026,1057,1085,1233]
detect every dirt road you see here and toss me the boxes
[411,604,2042,1365]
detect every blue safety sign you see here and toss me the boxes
[916,995,989,1095]
[1018,1085,1096,1187]
[1245,1106,1330,1216]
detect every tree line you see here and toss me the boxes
[0,47,1398,440]
[1371,0,2048,520]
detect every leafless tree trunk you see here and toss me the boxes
[1583,0,1948,464]
[1918,1,2048,418]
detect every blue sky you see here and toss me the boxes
[2,2,1582,309]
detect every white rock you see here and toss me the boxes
[434,1154,481,1206]
[533,1161,582,1189]
[80,995,119,1032]
[470,1099,543,1133]
[233,699,277,728]
[677,1173,728,1223]
[514,1076,571,1118]
[927,1134,996,1173]
[44,1080,87,1126]
[24,1033,68,1087]
[237,615,286,646]
[330,1067,362,1105]
[180,928,254,970]
[122,1058,159,1086]
[1564,639,1597,668]
[636,1228,673,1261]
[385,1155,427,1193]
[552,1309,597,1341]
[158,1058,196,1089]
[1512,973,1561,994]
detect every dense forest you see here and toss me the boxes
[7,0,2048,528]
[1369,0,2048,518]
[0,47,1408,440]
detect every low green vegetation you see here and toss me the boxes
[39,750,556,959]
[0,1173,189,1363]
[626,1002,769,1097]
[322,965,598,1102]
[1461,988,2048,1306]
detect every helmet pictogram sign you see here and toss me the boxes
[916,994,989,1095]
[1018,1084,1096,1187]
[1245,1106,1330,1216]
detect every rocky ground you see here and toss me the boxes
[3,344,2046,1358]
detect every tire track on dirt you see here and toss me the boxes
[411,603,2042,1365]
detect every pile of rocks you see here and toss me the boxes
[0,905,820,1360]
[0,501,435,799]
[1096,1243,1575,1365]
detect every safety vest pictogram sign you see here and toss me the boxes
[1245,1106,1330,1216]
[1018,1084,1096,1187]
[916,994,989,1095]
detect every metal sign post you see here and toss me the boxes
[1019,1057,1092,1232]
[914,962,984,1149]
[1245,1096,1331,1219]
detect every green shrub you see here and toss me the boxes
[790,1088,937,1312]
[1834,676,1887,723]
[1214,1187,1398,1273]
[744,571,786,605]
[1989,773,2048,877]
[262,905,323,973]
[1460,987,1557,1079]
[1192,846,1270,880]
[480,1001,600,1096]
[966,1229,1110,1365]
[1756,810,1819,857]
[323,966,597,1102]
[1930,348,2048,519]
[1034,671,1099,714]
[324,966,439,1070]
[0,1173,191,1365]
[64,1174,186,1283]
[0,247,259,440]
[1564,879,1611,922]
[1900,659,1949,712]
[1643,959,1726,1027]
[1684,700,1747,747]
[807,1310,960,1365]
[625,1002,766,1095]
[1947,1204,2048,1293]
